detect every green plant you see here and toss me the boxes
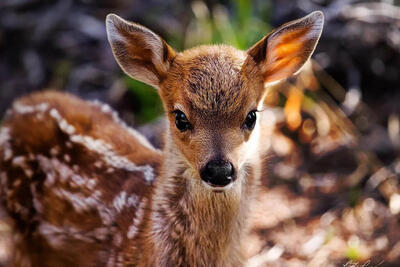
[125,0,272,123]
[185,0,271,49]
[125,78,163,123]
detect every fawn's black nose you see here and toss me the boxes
[200,160,235,187]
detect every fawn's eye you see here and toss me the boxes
[174,110,191,132]
[244,110,257,130]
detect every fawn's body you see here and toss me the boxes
[0,12,323,267]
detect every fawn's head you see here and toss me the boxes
[106,12,323,190]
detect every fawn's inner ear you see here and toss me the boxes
[247,11,324,85]
[106,14,176,89]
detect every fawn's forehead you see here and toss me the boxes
[177,46,249,113]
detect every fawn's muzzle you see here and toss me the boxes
[200,159,235,187]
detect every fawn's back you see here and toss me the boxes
[0,91,160,266]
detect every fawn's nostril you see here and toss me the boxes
[200,160,235,187]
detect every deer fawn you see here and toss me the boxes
[0,11,323,267]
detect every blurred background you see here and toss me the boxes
[0,0,400,266]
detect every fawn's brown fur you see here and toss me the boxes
[0,11,323,267]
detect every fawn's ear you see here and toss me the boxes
[247,11,323,84]
[106,14,176,89]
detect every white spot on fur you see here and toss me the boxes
[90,100,158,152]
[112,191,139,213]
[69,134,155,183]
[36,155,119,225]
[94,226,110,241]
[0,127,10,145]
[52,187,100,212]
[64,154,71,163]
[13,102,49,114]
[73,165,79,172]
[12,179,21,188]
[49,108,76,135]
[12,156,33,178]
[94,161,103,168]
[3,148,13,162]
[46,105,155,184]
[113,232,123,247]
[116,253,124,267]
[38,222,111,249]
[7,200,29,218]
[127,197,147,239]
[37,155,97,193]
[10,103,156,183]
[50,147,59,156]
[106,249,117,267]
[0,127,13,161]
[25,169,33,178]
[36,113,44,120]
[38,223,71,248]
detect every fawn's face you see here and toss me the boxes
[160,46,263,188]
[106,12,323,189]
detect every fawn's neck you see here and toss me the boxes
[146,131,254,266]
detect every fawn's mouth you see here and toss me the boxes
[201,177,235,192]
